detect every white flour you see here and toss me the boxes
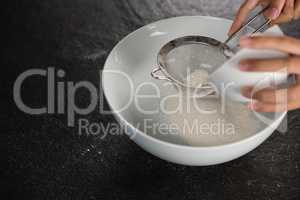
[150,70,263,147]
[157,95,262,146]
[184,69,209,87]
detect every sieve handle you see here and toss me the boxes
[224,6,271,46]
[151,67,172,81]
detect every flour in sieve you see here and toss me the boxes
[184,69,209,88]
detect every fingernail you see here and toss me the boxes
[266,8,280,19]
[228,22,238,36]
[247,101,260,110]
[241,87,252,97]
[239,63,250,71]
[228,28,234,36]
[240,36,252,47]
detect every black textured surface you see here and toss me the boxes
[3,0,300,199]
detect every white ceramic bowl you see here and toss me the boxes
[102,16,286,166]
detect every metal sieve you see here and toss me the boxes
[151,36,229,97]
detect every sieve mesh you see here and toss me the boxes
[157,36,228,88]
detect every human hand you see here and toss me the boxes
[239,35,300,112]
[229,0,300,35]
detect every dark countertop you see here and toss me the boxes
[3,0,300,199]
